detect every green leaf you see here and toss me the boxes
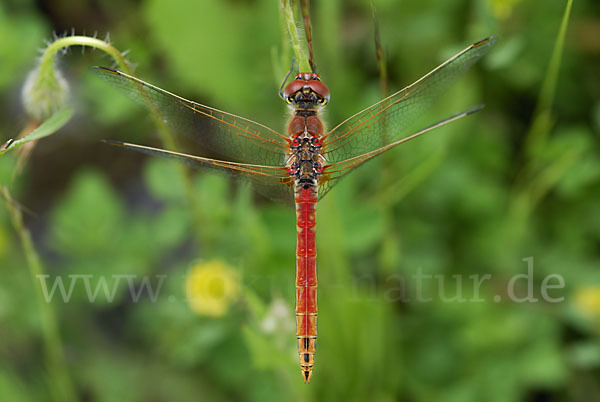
[0,4,47,91]
[144,0,280,122]
[149,206,190,249]
[0,107,73,156]
[49,168,124,258]
[568,342,600,369]
[242,326,294,370]
[144,157,187,203]
[0,367,35,401]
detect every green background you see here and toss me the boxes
[1,0,599,401]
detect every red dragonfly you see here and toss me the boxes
[93,36,496,383]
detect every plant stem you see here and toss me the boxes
[523,0,573,158]
[2,187,77,402]
[280,0,311,72]
[39,35,132,75]
[505,0,575,253]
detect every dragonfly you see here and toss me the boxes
[93,36,496,383]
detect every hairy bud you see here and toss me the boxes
[22,65,70,121]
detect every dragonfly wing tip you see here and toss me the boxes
[101,139,126,147]
[466,104,485,115]
[90,66,121,76]
[473,36,498,49]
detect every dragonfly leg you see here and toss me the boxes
[279,57,297,100]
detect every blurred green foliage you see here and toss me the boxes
[1,0,600,401]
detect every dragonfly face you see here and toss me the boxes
[283,73,330,109]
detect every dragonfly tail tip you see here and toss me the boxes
[302,369,312,383]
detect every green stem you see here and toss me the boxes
[39,35,132,75]
[509,0,574,229]
[523,0,573,158]
[2,187,77,402]
[280,0,311,72]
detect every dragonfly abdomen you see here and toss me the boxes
[287,96,325,383]
[295,184,318,383]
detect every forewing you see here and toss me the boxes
[92,67,289,166]
[322,37,496,163]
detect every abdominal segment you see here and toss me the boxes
[295,184,318,383]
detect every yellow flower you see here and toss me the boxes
[185,260,239,317]
[575,286,600,317]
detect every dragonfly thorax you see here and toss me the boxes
[285,77,327,189]
[287,134,324,188]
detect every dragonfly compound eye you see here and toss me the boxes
[283,80,306,102]
[306,80,330,102]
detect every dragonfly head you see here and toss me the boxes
[282,73,330,108]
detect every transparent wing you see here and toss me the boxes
[104,140,294,203]
[92,67,289,166]
[321,37,496,163]
[318,106,484,199]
